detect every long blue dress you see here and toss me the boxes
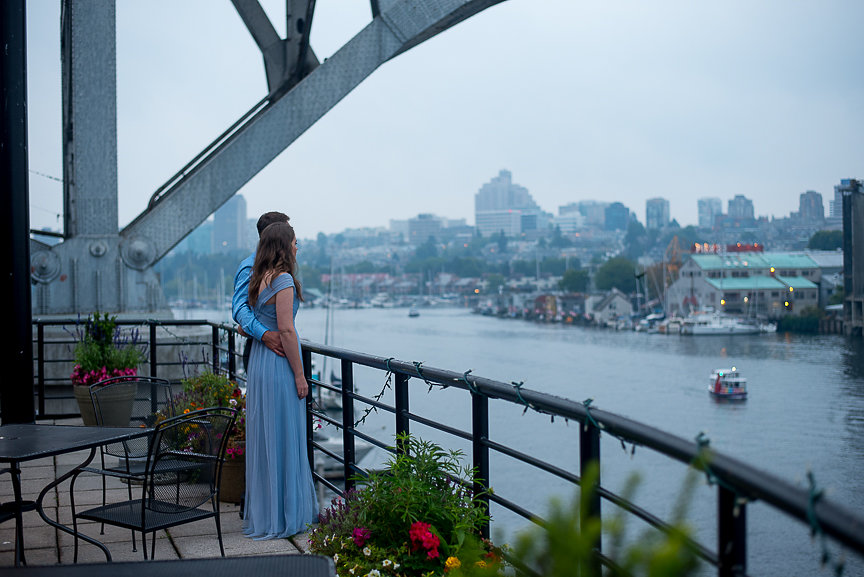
[243,273,318,539]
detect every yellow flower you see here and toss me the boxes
[445,557,461,570]
[474,560,487,569]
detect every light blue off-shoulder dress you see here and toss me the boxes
[243,273,318,539]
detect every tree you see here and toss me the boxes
[550,225,571,248]
[808,230,843,251]
[495,231,508,253]
[623,221,647,259]
[485,273,506,294]
[559,269,589,293]
[594,256,637,293]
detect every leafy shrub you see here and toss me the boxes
[309,434,504,576]
[69,312,146,386]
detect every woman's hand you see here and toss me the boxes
[295,374,309,399]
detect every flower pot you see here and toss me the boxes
[73,386,98,426]
[74,382,136,426]
[220,454,246,503]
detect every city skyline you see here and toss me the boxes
[25,1,863,238]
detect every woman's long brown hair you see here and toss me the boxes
[248,222,303,306]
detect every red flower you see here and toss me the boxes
[409,521,440,559]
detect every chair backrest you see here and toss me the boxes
[90,376,175,459]
[143,407,237,513]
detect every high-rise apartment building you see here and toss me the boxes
[475,170,546,237]
[697,197,722,229]
[728,195,755,220]
[604,202,629,231]
[212,194,248,253]
[645,197,670,230]
[798,190,824,224]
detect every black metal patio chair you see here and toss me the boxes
[81,376,175,550]
[71,407,237,561]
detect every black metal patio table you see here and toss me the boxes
[5,553,335,576]
[0,423,152,566]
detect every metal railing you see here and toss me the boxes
[30,318,864,576]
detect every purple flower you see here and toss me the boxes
[352,526,371,547]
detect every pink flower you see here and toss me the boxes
[352,526,371,547]
[409,521,440,559]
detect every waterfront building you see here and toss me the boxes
[841,178,864,336]
[212,194,248,253]
[645,197,670,230]
[587,288,633,326]
[666,251,826,318]
[604,202,630,231]
[697,197,722,229]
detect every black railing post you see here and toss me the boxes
[211,326,220,372]
[37,322,45,417]
[718,486,746,577]
[342,359,356,491]
[303,347,314,471]
[472,391,490,539]
[149,322,158,377]
[227,331,236,381]
[579,421,602,576]
[395,373,410,454]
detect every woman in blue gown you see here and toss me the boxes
[243,222,318,539]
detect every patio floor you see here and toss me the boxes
[0,419,312,567]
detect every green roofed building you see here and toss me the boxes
[666,251,830,318]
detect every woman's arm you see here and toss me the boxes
[275,278,308,399]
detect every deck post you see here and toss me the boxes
[341,359,356,490]
[718,486,746,577]
[472,391,490,539]
[579,421,602,576]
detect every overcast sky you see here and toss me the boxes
[25,0,864,239]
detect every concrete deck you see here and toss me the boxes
[0,419,312,568]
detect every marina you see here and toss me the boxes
[180,304,864,576]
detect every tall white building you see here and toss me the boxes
[697,197,722,228]
[475,170,546,236]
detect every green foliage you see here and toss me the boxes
[309,434,502,576]
[559,269,589,293]
[594,257,637,293]
[776,306,822,333]
[511,465,700,577]
[829,285,844,306]
[485,274,506,294]
[71,312,146,379]
[808,230,842,251]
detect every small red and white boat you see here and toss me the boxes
[709,367,747,400]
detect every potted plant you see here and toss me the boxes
[70,312,146,425]
[171,370,246,502]
[309,434,505,576]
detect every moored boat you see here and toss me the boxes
[709,367,747,400]
[681,310,760,335]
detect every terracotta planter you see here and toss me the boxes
[220,454,246,503]
[73,381,136,426]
